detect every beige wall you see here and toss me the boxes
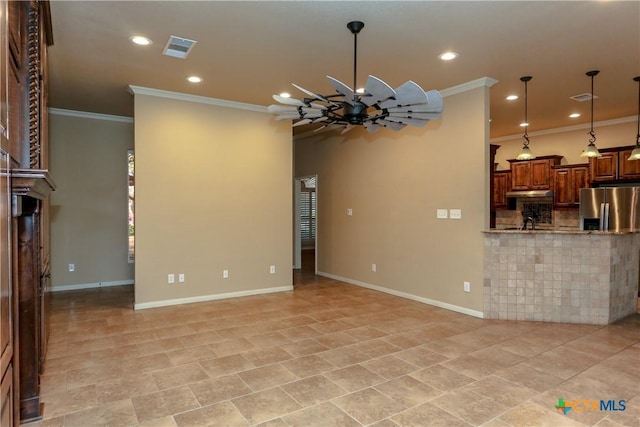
[132,91,292,308]
[493,119,636,169]
[49,112,135,289]
[295,81,492,315]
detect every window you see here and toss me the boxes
[300,177,316,242]
[128,150,135,262]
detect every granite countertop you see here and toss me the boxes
[483,228,639,235]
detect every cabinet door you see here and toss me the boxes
[511,162,530,190]
[589,152,617,182]
[530,159,552,189]
[618,149,640,180]
[572,166,589,204]
[494,172,511,209]
[553,168,572,207]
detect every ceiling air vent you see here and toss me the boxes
[163,35,197,59]
[570,93,599,102]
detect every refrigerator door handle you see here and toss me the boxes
[603,203,610,231]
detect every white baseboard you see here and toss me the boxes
[134,285,294,310]
[50,280,134,292]
[317,272,484,319]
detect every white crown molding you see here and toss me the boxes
[317,271,484,319]
[128,85,269,114]
[440,76,498,97]
[134,285,293,310]
[491,115,637,143]
[48,108,133,123]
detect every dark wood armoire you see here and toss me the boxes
[0,1,54,425]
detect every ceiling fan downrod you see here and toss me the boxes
[347,21,364,105]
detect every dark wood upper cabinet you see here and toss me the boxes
[508,156,562,191]
[493,170,511,209]
[619,148,640,180]
[589,151,618,182]
[589,146,640,182]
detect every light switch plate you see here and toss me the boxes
[436,209,448,219]
[450,209,462,219]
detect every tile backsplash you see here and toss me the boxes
[495,199,580,229]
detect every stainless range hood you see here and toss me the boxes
[506,190,553,198]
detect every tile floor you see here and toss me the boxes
[31,267,638,426]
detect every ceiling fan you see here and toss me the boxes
[268,21,444,134]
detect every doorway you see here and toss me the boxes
[294,175,317,280]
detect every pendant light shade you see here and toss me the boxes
[580,70,602,158]
[516,76,535,160]
[628,76,640,161]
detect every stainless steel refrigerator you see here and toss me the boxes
[579,187,640,231]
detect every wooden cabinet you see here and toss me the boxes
[509,156,562,190]
[0,1,53,424]
[494,171,511,209]
[590,151,618,182]
[619,148,640,180]
[553,164,589,208]
[590,146,640,182]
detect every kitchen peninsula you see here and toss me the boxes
[483,229,639,325]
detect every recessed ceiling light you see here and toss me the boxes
[569,113,581,118]
[519,122,529,127]
[279,92,291,98]
[506,95,518,101]
[438,51,458,61]
[130,35,152,46]
[186,76,203,83]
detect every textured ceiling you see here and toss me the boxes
[48,1,640,138]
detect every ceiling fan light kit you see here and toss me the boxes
[269,21,444,134]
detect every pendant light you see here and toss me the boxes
[580,70,602,158]
[627,76,640,160]
[516,76,535,160]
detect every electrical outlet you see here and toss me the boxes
[179,274,185,283]
[371,263,377,272]
[223,269,229,279]
[270,265,276,274]
[168,274,175,284]
[464,281,471,292]
[436,209,448,219]
[450,209,462,219]
[346,208,353,216]
[68,263,75,272]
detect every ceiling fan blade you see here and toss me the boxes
[313,120,340,133]
[327,76,355,105]
[376,119,407,131]
[275,113,302,121]
[292,118,313,127]
[272,94,307,107]
[300,109,324,119]
[384,116,428,127]
[292,83,329,103]
[363,121,382,133]
[386,91,444,114]
[340,124,355,134]
[268,104,298,114]
[388,112,441,120]
[361,75,396,106]
[378,81,428,109]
